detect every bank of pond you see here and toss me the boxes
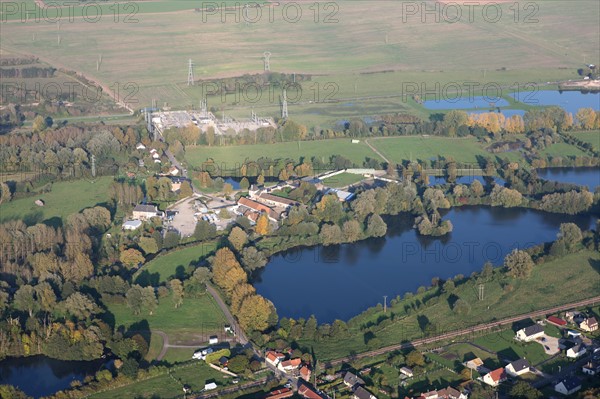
[254,206,597,323]
[0,356,104,399]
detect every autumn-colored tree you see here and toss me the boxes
[120,248,145,269]
[223,183,233,196]
[228,226,248,252]
[138,236,159,255]
[252,213,269,236]
[342,220,362,242]
[179,181,193,199]
[504,249,534,279]
[237,294,276,332]
[576,107,597,130]
[211,248,247,296]
[170,279,184,308]
[231,283,256,314]
[313,194,344,223]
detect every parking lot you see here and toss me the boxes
[168,198,197,237]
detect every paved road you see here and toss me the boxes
[325,295,600,367]
[206,283,249,346]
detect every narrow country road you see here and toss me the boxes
[364,139,390,165]
[325,295,600,367]
[206,284,248,346]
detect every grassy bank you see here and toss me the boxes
[297,250,600,360]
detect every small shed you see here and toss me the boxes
[34,199,45,207]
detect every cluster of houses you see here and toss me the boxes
[265,351,311,382]
[343,372,378,399]
[236,184,300,224]
[408,386,467,399]
[135,142,163,166]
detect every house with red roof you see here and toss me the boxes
[298,383,326,399]
[265,351,286,368]
[300,365,312,381]
[264,387,294,399]
[278,358,302,373]
[482,368,506,387]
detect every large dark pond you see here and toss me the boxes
[254,207,597,323]
[0,356,103,398]
[537,167,600,189]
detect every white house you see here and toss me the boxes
[482,368,506,387]
[136,143,146,150]
[582,360,600,376]
[132,204,160,220]
[277,358,301,373]
[208,336,218,345]
[580,317,598,332]
[505,359,530,377]
[399,366,414,378]
[515,324,544,342]
[567,343,586,359]
[554,377,581,396]
[343,371,365,388]
[265,351,286,368]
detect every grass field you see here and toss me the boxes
[369,136,510,164]
[572,130,600,148]
[321,172,365,188]
[0,176,113,224]
[134,241,218,284]
[473,329,549,366]
[299,250,600,360]
[540,142,591,158]
[105,293,226,344]
[184,138,382,169]
[89,361,230,399]
[2,1,597,126]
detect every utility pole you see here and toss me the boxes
[383,295,388,313]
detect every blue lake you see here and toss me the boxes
[254,207,597,323]
[0,356,103,398]
[510,90,600,115]
[537,167,600,189]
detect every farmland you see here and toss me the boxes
[0,176,113,224]
[1,1,598,126]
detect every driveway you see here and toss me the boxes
[536,334,560,355]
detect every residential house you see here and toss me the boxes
[122,219,143,231]
[265,351,286,368]
[300,366,311,381]
[343,371,365,388]
[505,359,530,377]
[482,368,506,387]
[353,386,377,399]
[582,360,600,376]
[580,317,598,332]
[515,324,544,342]
[277,358,301,373]
[567,343,586,358]
[152,152,161,159]
[132,204,160,220]
[463,358,484,372]
[567,330,582,339]
[257,192,298,209]
[208,336,218,345]
[298,383,325,399]
[168,166,180,176]
[547,316,567,326]
[399,367,414,378]
[436,386,468,399]
[238,197,280,222]
[219,356,229,368]
[136,143,146,150]
[264,388,294,399]
[554,377,582,396]
[565,311,585,324]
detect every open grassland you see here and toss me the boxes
[299,250,600,360]
[473,329,549,366]
[2,1,597,123]
[0,176,113,224]
[369,136,509,164]
[105,294,227,343]
[321,172,365,188]
[540,142,591,158]
[184,138,382,167]
[134,241,218,284]
[572,130,600,148]
[88,361,230,399]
